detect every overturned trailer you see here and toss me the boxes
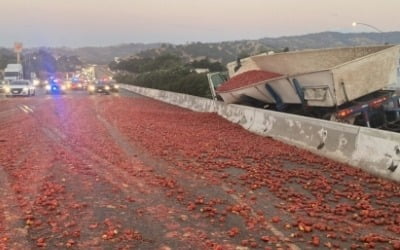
[209,45,400,129]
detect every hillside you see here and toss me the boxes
[137,32,400,64]
[4,32,400,67]
[46,43,161,64]
[137,40,272,64]
[259,31,400,50]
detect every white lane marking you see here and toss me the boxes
[18,105,29,113]
[23,105,34,113]
[18,105,34,114]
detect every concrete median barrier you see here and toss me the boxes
[121,84,400,182]
[122,84,217,112]
[217,104,359,164]
[353,128,400,179]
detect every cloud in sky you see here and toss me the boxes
[0,0,399,47]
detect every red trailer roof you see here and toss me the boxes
[217,70,283,92]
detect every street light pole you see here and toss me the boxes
[352,22,385,44]
[352,22,383,33]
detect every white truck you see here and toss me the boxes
[4,64,23,82]
[209,45,400,130]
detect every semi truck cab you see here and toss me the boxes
[4,64,23,82]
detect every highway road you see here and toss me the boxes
[0,88,400,249]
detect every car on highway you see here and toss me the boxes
[40,80,50,87]
[5,80,35,97]
[63,80,72,90]
[97,79,119,92]
[32,79,40,87]
[0,80,8,93]
[69,80,84,91]
[87,81,111,94]
[67,78,87,90]
[45,79,67,94]
[108,80,119,92]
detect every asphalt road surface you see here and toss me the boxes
[0,87,400,249]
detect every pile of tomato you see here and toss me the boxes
[217,70,282,92]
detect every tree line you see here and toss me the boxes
[110,54,226,98]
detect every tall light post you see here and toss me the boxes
[352,22,383,33]
[352,22,385,44]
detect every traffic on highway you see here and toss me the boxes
[0,62,399,249]
[1,65,119,98]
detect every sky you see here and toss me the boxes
[0,0,399,48]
